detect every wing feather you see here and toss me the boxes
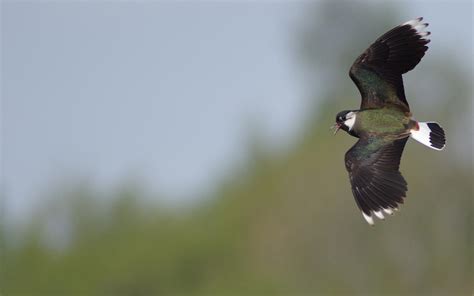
[345,137,408,224]
[349,17,430,112]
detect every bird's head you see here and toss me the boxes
[333,110,357,135]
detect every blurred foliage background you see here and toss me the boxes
[2,1,473,295]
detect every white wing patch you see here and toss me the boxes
[362,212,374,225]
[361,207,399,225]
[402,17,430,41]
[373,210,385,220]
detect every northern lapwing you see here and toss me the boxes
[333,17,446,225]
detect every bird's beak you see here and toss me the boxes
[331,123,341,135]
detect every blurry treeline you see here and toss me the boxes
[3,2,472,295]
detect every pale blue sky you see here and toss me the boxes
[2,1,472,223]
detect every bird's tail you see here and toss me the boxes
[410,121,446,150]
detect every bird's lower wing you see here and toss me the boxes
[344,137,409,225]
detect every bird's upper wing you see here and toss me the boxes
[349,17,431,112]
[344,136,409,225]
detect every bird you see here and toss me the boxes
[333,17,446,225]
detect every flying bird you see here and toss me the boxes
[333,17,446,225]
